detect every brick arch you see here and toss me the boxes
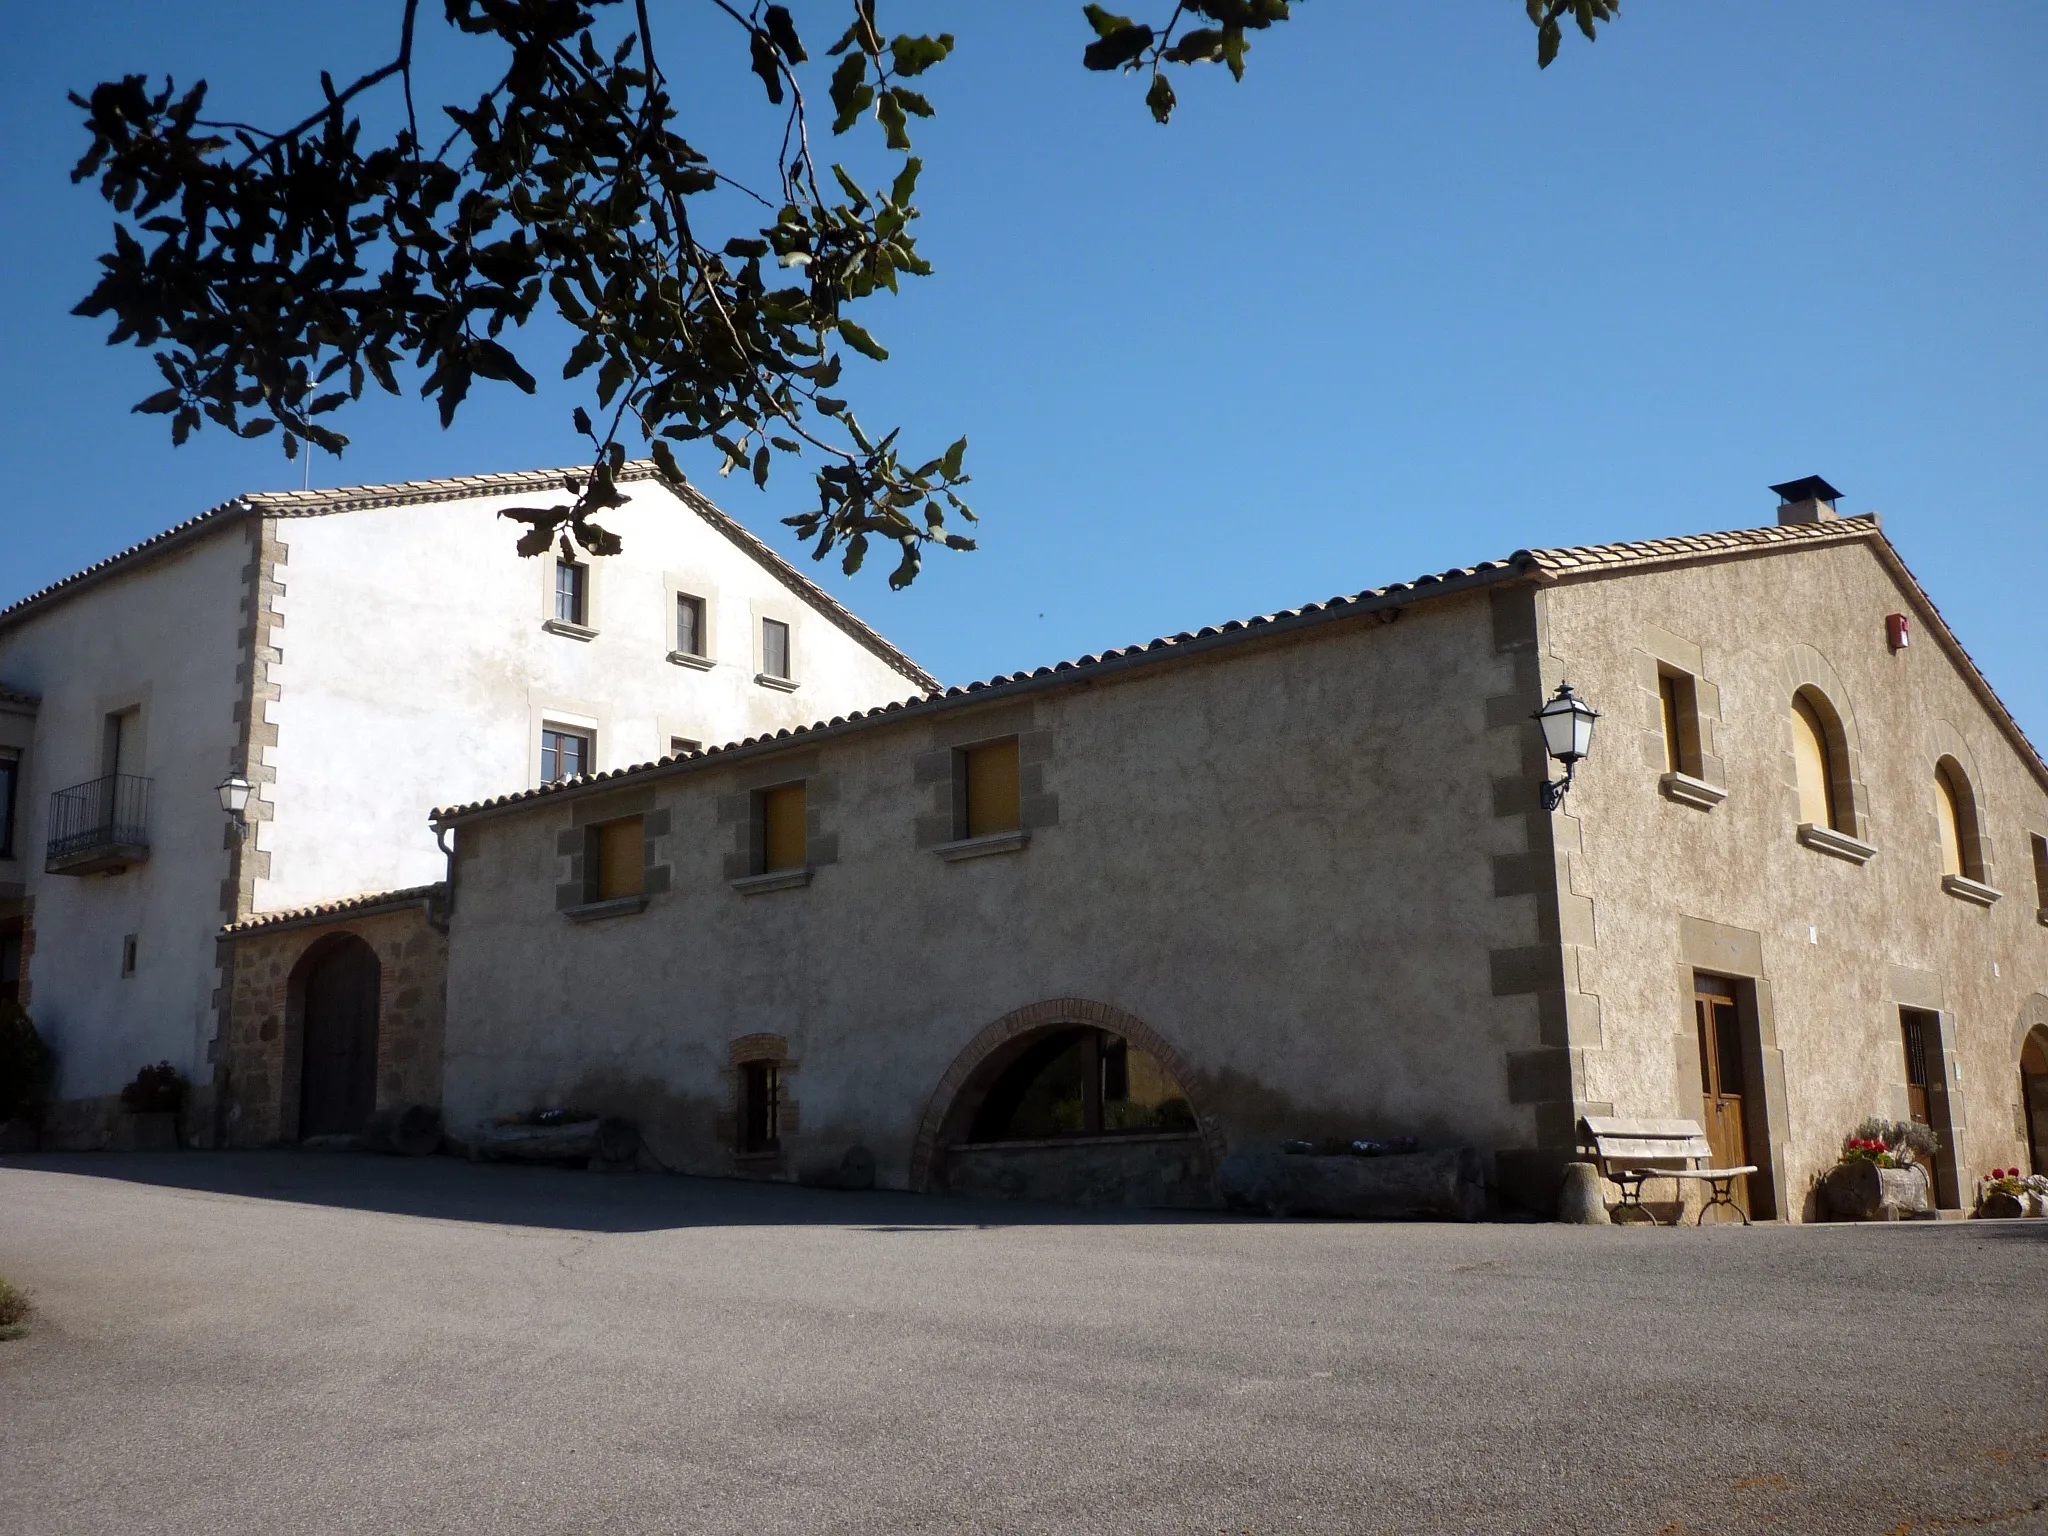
[908,998,1224,1192]
[2014,994,2048,1062]
[1782,643,1870,840]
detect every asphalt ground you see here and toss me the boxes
[0,1153,2043,1536]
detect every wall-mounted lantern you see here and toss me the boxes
[216,773,253,841]
[1534,682,1599,812]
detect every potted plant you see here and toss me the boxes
[0,1003,55,1153]
[118,1061,187,1151]
[1977,1168,2047,1219]
[1821,1119,1937,1219]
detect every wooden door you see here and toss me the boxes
[299,937,379,1138]
[1695,979,1751,1213]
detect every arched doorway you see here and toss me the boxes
[297,935,380,1139]
[913,999,1221,1207]
[2022,1027,2048,1177]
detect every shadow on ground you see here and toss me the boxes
[0,1149,1252,1234]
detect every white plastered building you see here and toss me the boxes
[0,464,934,1142]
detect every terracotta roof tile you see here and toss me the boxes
[221,883,445,936]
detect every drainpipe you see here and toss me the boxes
[427,823,456,933]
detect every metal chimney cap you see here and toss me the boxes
[1769,474,1843,507]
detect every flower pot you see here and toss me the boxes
[1979,1191,2025,1220]
[1823,1159,1930,1220]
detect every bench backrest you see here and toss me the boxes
[1580,1115,1713,1167]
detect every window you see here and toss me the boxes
[961,738,1021,838]
[103,708,141,778]
[588,816,645,903]
[758,782,807,873]
[1791,691,1841,831]
[739,1060,780,1153]
[1658,670,1702,778]
[761,617,791,680]
[120,933,138,978]
[669,735,702,757]
[2031,834,2048,915]
[0,750,17,859]
[1933,758,1983,881]
[968,1028,1196,1142]
[675,594,706,657]
[554,560,588,626]
[541,727,590,785]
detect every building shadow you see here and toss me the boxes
[0,1150,1248,1234]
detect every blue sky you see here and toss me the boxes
[3,3,2044,735]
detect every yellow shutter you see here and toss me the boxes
[596,816,645,900]
[963,739,1021,838]
[762,783,807,872]
[1791,696,1837,830]
[1934,765,1964,878]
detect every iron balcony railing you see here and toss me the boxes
[46,773,151,865]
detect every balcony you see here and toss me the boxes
[46,773,151,875]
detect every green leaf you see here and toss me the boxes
[837,320,888,361]
[764,6,808,63]
[749,30,785,105]
[1538,16,1561,67]
[890,33,954,77]
[876,90,910,150]
[572,406,592,436]
[829,54,872,134]
[1084,22,1155,71]
[940,436,967,479]
[564,334,604,379]
[1083,5,1135,40]
[889,155,922,207]
[1146,73,1177,123]
[752,444,771,487]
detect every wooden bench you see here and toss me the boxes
[1579,1116,1758,1225]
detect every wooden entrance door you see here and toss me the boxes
[2022,1029,2048,1177]
[1695,977,1751,1214]
[299,937,380,1138]
[1900,1009,1946,1196]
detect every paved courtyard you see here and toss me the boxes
[0,1154,2043,1535]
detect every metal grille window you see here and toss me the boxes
[541,728,590,785]
[676,594,706,656]
[554,560,588,625]
[740,1061,780,1153]
[761,617,791,679]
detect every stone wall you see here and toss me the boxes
[219,899,447,1146]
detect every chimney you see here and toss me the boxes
[1770,474,1844,525]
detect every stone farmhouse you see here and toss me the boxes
[9,469,2048,1217]
[0,466,935,1147]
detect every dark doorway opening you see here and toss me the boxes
[298,936,380,1139]
[2021,1028,2048,1178]
[967,1028,1196,1143]
[1899,1007,1955,1205]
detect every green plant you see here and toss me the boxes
[1842,1117,1939,1170]
[0,1276,34,1341]
[0,1002,56,1123]
[119,1060,187,1115]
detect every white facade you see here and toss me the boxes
[0,466,933,1112]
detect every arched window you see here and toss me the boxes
[1790,690,1843,831]
[1933,757,1984,882]
[968,1028,1196,1142]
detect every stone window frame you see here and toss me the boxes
[542,555,599,640]
[719,1033,798,1172]
[719,751,838,894]
[554,786,672,920]
[528,697,607,789]
[913,703,1058,862]
[749,597,803,693]
[1928,721,2001,907]
[1781,645,1876,864]
[664,570,718,671]
[1632,625,1727,811]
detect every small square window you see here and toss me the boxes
[961,739,1022,838]
[757,782,807,873]
[761,617,791,680]
[739,1061,780,1153]
[669,736,702,757]
[120,933,138,978]
[676,594,707,657]
[541,727,591,785]
[555,560,588,626]
[588,816,645,903]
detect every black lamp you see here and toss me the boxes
[1534,683,1599,811]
